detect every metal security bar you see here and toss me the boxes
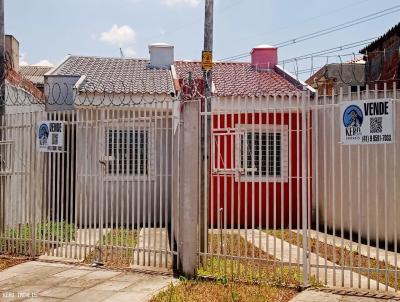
[198,84,400,292]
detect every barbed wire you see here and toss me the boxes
[1,47,399,109]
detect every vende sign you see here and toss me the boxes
[340,99,393,145]
[37,121,64,152]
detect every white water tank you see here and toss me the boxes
[149,43,174,69]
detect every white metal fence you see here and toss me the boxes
[0,105,179,270]
[1,84,400,292]
[198,84,400,291]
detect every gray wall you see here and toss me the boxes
[45,75,81,112]
[74,108,173,227]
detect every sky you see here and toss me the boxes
[6,0,400,79]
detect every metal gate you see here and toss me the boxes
[0,106,179,271]
[198,85,400,292]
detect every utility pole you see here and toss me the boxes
[0,0,4,237]
[200,0,213,264]
[0,0,4,117]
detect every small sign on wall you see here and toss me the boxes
[37,121,64,152]
[340,99,393,145]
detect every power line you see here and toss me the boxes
[219,5,400,62]
[275,5,400,48]
[280,37,377,64]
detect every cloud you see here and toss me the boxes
[100,24,136,46]
[19,53,28,66]
[33,59,53,67]
[159,28,166,36]
[161,0,201,7]
[122,47,136,57]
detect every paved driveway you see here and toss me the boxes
[0,261,176,302]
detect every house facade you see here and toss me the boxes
[44,45,178,227]
[175,45,314,228]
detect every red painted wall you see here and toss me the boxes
[209,111,312,229]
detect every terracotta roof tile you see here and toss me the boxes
[20,66,52,85]
[53,56,175,95]
[175,61,304,97]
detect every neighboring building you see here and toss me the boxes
[5,35,19,72]
[4,35,45,112]
[2,36,46,228]
[19,65,52,93]
[360,22,400,89]
[306,59,366,95]
[175,45,314,228]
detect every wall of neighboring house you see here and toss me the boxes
[73,104,174,227]
[5,82,45,113]
[45,75,82,112]
[209,95,311,228]
[1,84,46,229]
[314,89,400,244]
[307,64,366,96]
[365,34,400,89]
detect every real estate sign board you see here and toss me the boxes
[340,99,393,145]
[37,121,64,152]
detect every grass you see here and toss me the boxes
[83,228,138,267]
[0,221,77,255]
[151,279,298,302]
[267,229,399,289]
[152,233,305,302]
[198,233,321,288]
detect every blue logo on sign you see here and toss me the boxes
[343,105,363,128]
[38,124,49,146]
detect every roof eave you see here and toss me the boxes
[275,65,316,94]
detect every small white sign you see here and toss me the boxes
[37,121,64,152]
[340,99,393,145]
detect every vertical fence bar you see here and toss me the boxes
[393,82,398,292]
[301,92,309,288]
[339,87,345,286]
[383,83,389,291]
[365,84,371,289]
[332,89,337,287]
[289,93,294,282]
[374,84,379,291]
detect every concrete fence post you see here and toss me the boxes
[176,99,200,277]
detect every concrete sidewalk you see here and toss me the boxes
[237,229,393,291]
[294,230,400,269]
[290,289,400,302]
[0,261,176,301]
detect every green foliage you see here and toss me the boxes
[0,220,76,255]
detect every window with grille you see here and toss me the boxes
[240,132,282,178]
[106,129,149,176]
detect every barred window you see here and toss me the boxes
[107,129,148,176]
[240,132,281,177]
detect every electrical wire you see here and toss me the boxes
[219,5,400,62]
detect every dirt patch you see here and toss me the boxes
[267,230,399,289]
[0,257,28,271]
[84,228,138,267]
[151,279,298,302]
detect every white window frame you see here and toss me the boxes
[235,124,289,182]
[103,121,155,181]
